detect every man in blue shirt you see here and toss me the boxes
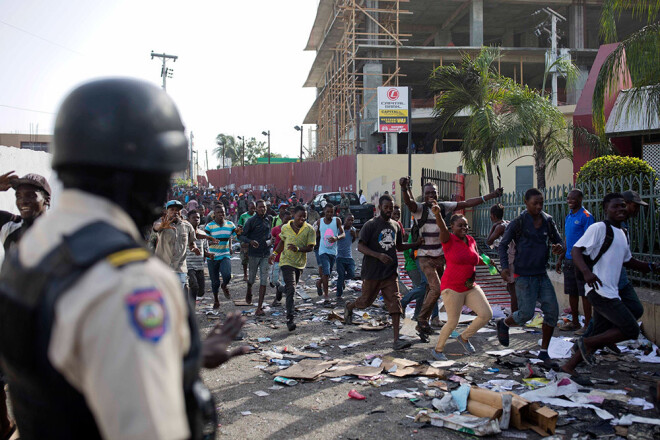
[497,188,564,367]
[555,189,594,335]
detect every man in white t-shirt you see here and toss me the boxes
[561,193,659,383]
[359,189,367,205]
[400,177,503,335]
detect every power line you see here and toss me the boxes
[0,19,86,57]
[0,104,55,115]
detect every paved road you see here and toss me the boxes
[196,245,660,439]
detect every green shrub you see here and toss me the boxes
[576,155,657,193]
[175,178,192,187]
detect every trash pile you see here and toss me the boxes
[197,268,660,438]
[246,327,660,437]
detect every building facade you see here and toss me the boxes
[303,0,646,165]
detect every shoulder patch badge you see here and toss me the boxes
[125,288,168,343]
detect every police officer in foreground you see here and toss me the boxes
[0,78,248,440]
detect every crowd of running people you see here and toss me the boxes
[1,78,658,440]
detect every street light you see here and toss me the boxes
[261,130,270,164]
[237,136,246,167]
[294,125,304,162]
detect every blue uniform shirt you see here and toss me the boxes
[564,206,594,259]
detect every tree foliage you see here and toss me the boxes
[600,0,660,43]
[593,1,660,136]
[214,134,240,167]
[214,134,284,166]
[240,137,275,166]
[429,47,577,190]
[503,86,572,189]
[429,47,521,192]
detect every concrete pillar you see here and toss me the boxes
[469,0,484,47]
[434,30,452,46]
[366,0,380,52]
[387,133,398,154]
[363,63,383,153]
[568,2,585,49]
[566,65,589,105]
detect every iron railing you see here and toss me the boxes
[472,174,659,289]
[421,168,465,202]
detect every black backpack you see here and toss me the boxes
[583,221,615,270]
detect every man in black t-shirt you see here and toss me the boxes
[344,194,419,350]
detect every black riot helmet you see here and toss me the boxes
[52,78,188,233]
[53,78,188,172]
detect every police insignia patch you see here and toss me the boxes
[125,288,168,342]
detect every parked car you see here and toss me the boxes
[310,192,374,228]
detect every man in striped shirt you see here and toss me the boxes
[205,204,238,308]
[400,177,503,336]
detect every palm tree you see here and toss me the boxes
[503,86,572,189]
[593,0,660,136]
[214,134,240,167]
[429,47,520,192]
[503,57,580,189]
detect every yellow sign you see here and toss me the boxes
[379,109,408,117]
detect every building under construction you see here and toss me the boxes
[303,0,643,160]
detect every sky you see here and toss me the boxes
[0,0,319,170]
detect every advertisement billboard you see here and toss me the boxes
[377,86,409,133]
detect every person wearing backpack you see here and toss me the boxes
[496,188,564,368]
[400,176,503,336]
[560,193,659,383]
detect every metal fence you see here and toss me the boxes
[421,168,465,203]
[472,174,659,289]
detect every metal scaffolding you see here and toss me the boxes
[313,0,410,161]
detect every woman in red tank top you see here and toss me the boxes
[429,202,493,362]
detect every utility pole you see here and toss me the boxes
[551,14,558,106]
[189,131,194,181]
[205,149,209,171]
[536,8,565,106]
[237,136,246,166]
[407,86,412,181]
[261,130,271,164]
[294,125,304,162]
[150,51,178,91]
